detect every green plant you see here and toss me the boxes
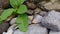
[0,0,28,32]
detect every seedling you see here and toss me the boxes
[0,0,28,32]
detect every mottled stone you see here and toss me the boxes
[49,31,60,34]
[32,15,42,24]
[41,10,60,32]
[26,24,48,34]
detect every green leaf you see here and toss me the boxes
[10,0,25,8]
[16,14,28,32]
[0,8,15,21]
[17,5,27,14]
[17,0,25,5]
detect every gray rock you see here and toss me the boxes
[32,15,42,24]
[49,31,60,34]
[26,24,48,34]
[40,11,48,17]
[0,22,9,34]
[41,10,60,32]
[10,18,16,25]
[13,29,25,34]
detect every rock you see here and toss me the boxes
[49,31,60,34]
[2,24,18,34]
[32,15,42,24]
[26,2,37,9]
[27,10,34,15]
[26,24,48,34]
[41,10,60,32]
[34,8,41,14]
[0,0,10,8]
[39,11,48,17]
[44,1,60,10]
[10,18,16,25]
[3,29,14,34]
[0,22,9,34]
[28,16,33,24]
[8,24,17,31]
[13,29,25,34]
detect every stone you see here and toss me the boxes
[26,24,48,34]
[41,10,60,32]
[0,22,9,34]
[3,29,14,34]
[0,0,10,8]
[13,29,25,34]
[26,2,37,9]
[34,8,41,14]
[27,10,34,15]
[32,15,42,24]
[10,18,16,25]
[44,0,60,10]
[2,24,18,34]
[28,16,33,24]
[49,31,60,34]
[39,11,48,17]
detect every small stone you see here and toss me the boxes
[26,2,37,9]
[44,1,60,10]
[3,29,14,34]
[0,22,9,34]
[0,0,10,8]
[27,10,34,15]
[39,11,48,17]
[32,15,42,24]
[34,8,41,14]
[49,31,60,34]
[41,10,60,32]
[10,18,16,25]
[13,29,25,34]
[26,24,48,34]
[28,16,33,24]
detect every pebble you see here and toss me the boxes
[28,16,33,24]
[44,1,60,10]
[27,10,34,15]
[32,15,42,24]
[49,31,60,34]
[10,18,16,25]
[39,11,48,17]
[2,24,18,34]
[26,24,48,34]
[0,22,9,34]
[34,8,41,14]
[0,0,10,8]
[26,2,37,9]
[13,29,25,34]
[41,10,60,32]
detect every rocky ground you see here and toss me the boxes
[0,0,60,34]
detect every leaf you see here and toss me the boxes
[17,0,25,5]
[16,14,28,32]
[0,8,15,22]
[10,0,25,8]
[17,5,27,14]
[10,0,19,8]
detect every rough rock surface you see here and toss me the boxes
[49,31,60,34]
[41,10,60,32]
[26,24,48,34]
